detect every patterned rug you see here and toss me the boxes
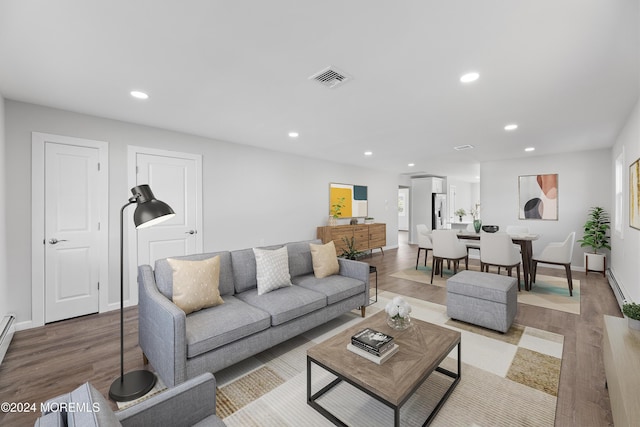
[390,266,580,314]
[217,292,564,426]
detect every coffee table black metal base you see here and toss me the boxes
[307,342,461,427]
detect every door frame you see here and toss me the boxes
[126,146,203,305]
[31,132,109,327]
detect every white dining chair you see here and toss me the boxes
[506,225,529,252]
[430,229,468,283]
[416,224,433,269]
[460,223,481,254]
[480,231,521,291]
[532,232,576,296]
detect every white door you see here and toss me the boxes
[45,143,101,323]
[134,151,202,269]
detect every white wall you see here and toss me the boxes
[0,95,7,318]
[5,100,399,327]
[611,98,640,302]
[481,148,612,268]
[398,188,409,230]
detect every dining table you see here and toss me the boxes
[456,231,540,291]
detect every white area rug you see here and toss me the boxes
[217,292,564,426]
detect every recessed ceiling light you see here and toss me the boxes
[288,131,299,138]
[460,72,479,83]
[364,151,373,156]
[504,124,518,131]
[525,147,535,152]
[408,163,415,167]
[130,90,149,100]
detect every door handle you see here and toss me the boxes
[185,230,197,235]
[49,238,68,244]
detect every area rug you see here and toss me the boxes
[390,266,581,314]
[217,292,564,426]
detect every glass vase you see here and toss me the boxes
[473,219,482,233]
[387,315,411,330]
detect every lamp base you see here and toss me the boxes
[109,370,156,402]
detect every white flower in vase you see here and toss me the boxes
[385,296,412,330]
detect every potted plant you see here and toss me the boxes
[577,206,610,274]
[454,208,466,222]
[364,217,374,224]
[329,197,345,226]
[622,302,640,330]
[340,236,364,260]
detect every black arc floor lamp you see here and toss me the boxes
[109,184,175,402]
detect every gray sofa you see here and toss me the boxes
[138,239,370,387]
[34,373,225,426]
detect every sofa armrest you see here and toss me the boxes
[138,265,188,387]
[117,373,224,427]
[337,258,370,304]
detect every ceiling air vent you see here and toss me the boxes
[453,144,475,151]
[309,66,352,89]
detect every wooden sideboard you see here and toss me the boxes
[603,315,640,427]
[317,223,386,255]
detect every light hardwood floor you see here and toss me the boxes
[0,232,620,426]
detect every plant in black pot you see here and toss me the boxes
[577,206,610,275]
[340,237,365,260]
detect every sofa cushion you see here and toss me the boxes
[185,296,271,358]
[155,251,235,298]
[253,246,293,295]
[235,285,326,326]
[34,411,67,427]
[231,245,283,294]
[309,241,339,278]
[286,240,320,277]
[292,273,366,305]
[167,257,225,314]
[64,382,121,427]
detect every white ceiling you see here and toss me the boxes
[1,1,638,182]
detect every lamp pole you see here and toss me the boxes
[109,185,174,402]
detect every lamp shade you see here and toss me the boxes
[130,185,175,228]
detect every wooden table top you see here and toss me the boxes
[307,310,460,407]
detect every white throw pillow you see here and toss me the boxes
[253,246,293,295]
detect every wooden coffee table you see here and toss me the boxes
[307,310,461,426]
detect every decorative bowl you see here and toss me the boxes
[481,225,499,233]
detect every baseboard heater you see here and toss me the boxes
[606,269,630,311]
[0,315,16,366]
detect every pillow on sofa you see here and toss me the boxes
[253,246,292,295]
[310,241,339,278]
[167,256,225,314]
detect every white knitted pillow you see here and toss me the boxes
[253,246,293,295]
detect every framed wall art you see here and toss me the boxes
[518,174,558,220]
[329,183,368,218]
[631,158,640,230]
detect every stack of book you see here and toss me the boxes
[347,328,399,364]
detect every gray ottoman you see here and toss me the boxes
[446,270,518,333]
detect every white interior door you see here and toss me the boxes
[45,143,101,323]
[134,151,202,269]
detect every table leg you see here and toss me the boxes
[519,241,534,291]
